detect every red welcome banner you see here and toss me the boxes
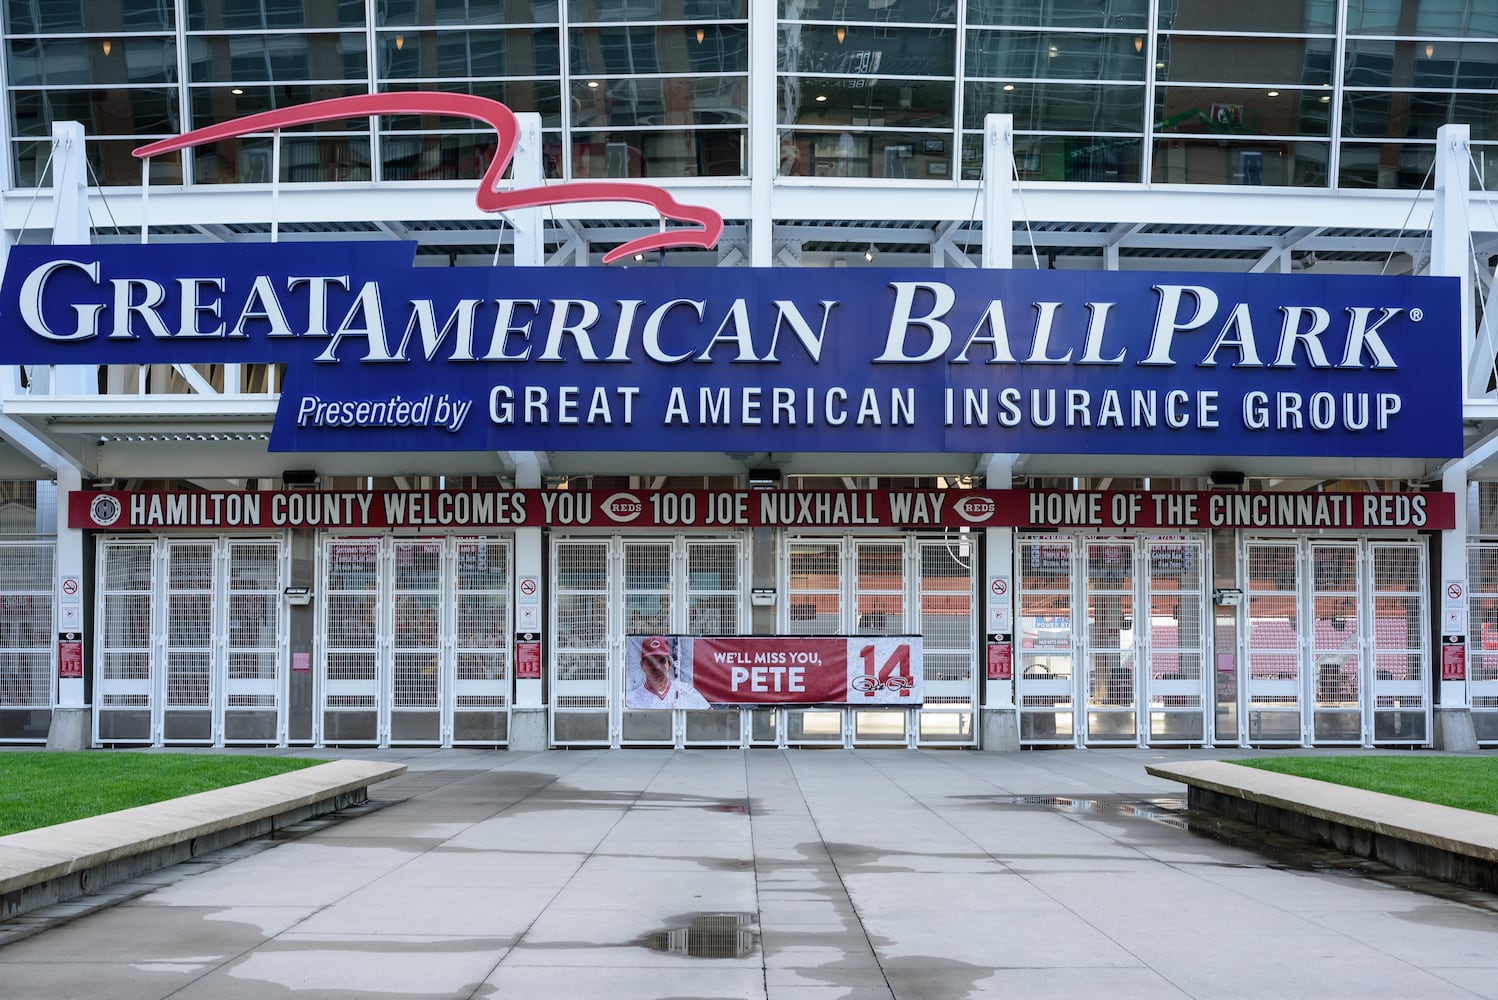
[624,635,924,708]
[70,488,1456,532]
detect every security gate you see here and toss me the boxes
[1468,544,1498,744]
[95,537,285,745]
[550,534,745,747]
[318,536,511,746]
[0,541,54,742]
[1242,538,1428,746]
[1016,535,1208,747]
[781,535,977,748]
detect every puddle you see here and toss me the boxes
[979,794,1191,829]
[978,793,1498,909]
[637,912,758,959]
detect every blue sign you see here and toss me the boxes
[0,242,1461,457]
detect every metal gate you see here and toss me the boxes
[1242,537,1428,746]
[1467,543,1498,744]
[549,534,745,748]
[95,537,286,745]
[1016,534,1208,747]
[0,541,54,742]
[318,535,511,746]
[781,535,977,748]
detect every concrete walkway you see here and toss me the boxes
[2,747,1498,999]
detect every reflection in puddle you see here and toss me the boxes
[638,912,758,959]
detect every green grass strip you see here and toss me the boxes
[0,752,324,836]
[1235,756,1498,816]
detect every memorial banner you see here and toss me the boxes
[624,634,924,709]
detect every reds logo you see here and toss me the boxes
[953,495,998,523]
[134,93,723,264]
[600,492,645,523]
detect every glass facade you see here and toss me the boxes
[3,0,1497,189]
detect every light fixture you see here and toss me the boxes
[1134,36,1143,53]
[1048,44,1058,57]
[747,468,782,489]
[1320,94,1330,102]
[395,33,404,50]
[864,244,875,262]
[1156,61,1165,69]
[1425,42,1435,58]
[696,26,705,44]
[101,39,112,56]
[587,80,599,88]
[1267,90,1279,97]
[1002,83,1014,91]
[836,25,846,44]
[231,87,244,95]
[815,94,827,102]
[634,253,644,261]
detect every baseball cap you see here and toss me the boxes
[640,636,672,662]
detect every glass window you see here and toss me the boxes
[1159,0,1335,34]
[379,28,563,80]
[382,0,552,26]
[1157,35,1334,87]
[572,24,747,77]
[1156,85,1333,138]
[1343,91,1498,142]
[966,30,1144,81]
[188,82,368,132]
[572,126,741,178]
[785,77,950,129]
[781,129,952,178]
[13,138,180,185]
[8,35,177,87]
[6,0,176,33]
[1154,137,1328,186]
[578,0,746,20]
[380,79,565,130]
[1344,40,1498,90]
[193,133,371,184]
[782,25,954,77]
[13,87,180,137]
[962,133,1141,182]
[968,0,1147,30]
[1346,0,1498,38]
[964,81,1144,132]
[187,0,365,30]
[781,0,951,22]
[186,33,368,85]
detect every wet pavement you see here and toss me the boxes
[3,747,1498,999]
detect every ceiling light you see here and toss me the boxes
[1156,61,1165,69]
[1002,84,1014,91]
[864,244,875,262]
[1267,90,1279,97]
[815,94,827,102]
[836,25,846,44]
[1320,95,1330,102]
[101,39,112,56]
[1425,43,1435,58]
[634,253,644,261]
[1134,36,1143,53]
[696,26,705,44]
[231,87,243,95]
[395,34,404,50]
[587,80,599,88]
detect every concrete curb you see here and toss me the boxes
[1147,760,1498,890]
[0,758,405,921]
